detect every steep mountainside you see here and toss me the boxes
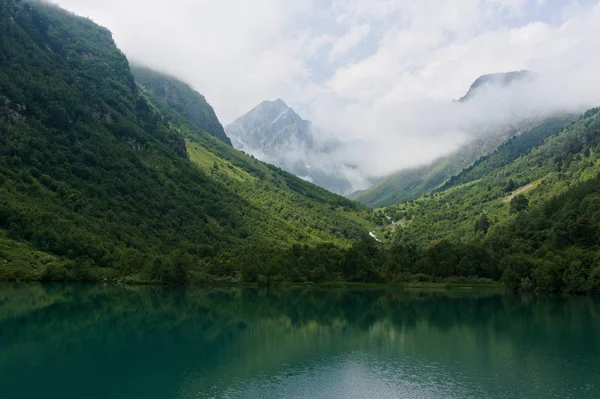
[368,107,600,293]
[225,100,363,194]
[0,0,371,283]
[353,118,573,207]
[130,65,232,145]
[354,71,560,208]
[133,68,370,234]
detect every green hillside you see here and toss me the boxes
[131,65,232,146]
[369,107,600,293]
[1,0,599,293]
[351,127,517,207]
[353,119,571,207]
[439,116,576,191]
[0,0,372,283]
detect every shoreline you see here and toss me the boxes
[0,279,505,291]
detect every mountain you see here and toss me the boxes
[458,70,535,102]
[0,0,372,283]
[368,106,600,294]
[225,100,362,194]
[2,0,599,293]
[130,65,232,145]
[226,99,330,154]
[352,119,573,207]
[353,70,554,208]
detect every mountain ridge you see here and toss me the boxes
[226,99,337,154]
[0,0,372,283]
[354,70,550,208]
[225,99,364,194]
[131,65,232,145]
[458,70,535,102]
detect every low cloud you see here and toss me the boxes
[305,1,600,177]
[54,0,600,184]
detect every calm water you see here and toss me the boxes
[0,284,598,399]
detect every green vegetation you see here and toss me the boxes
[440,117,575,191]
[354,115,572,208]
[0,0,370,284]
[370,107,600,294]
[1,0,599,294]
[131,65,232,145]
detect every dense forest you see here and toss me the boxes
[0,0,370,283]
[367,108,600,294]
[1,0,599,294]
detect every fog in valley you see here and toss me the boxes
[53,0,600,192]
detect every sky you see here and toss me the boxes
[54,0,600,178]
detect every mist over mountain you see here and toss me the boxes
[226,99,373,194]
[226,99,335,154]
[352,71,577,206]
[227,68,589,199]
[3,0,600,295]
[457,70,536,103]
[52,0,600,183]
[131,65,232,145]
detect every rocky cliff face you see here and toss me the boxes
[226,99,337,155]
[226,99,363,194]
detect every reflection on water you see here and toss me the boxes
[0,284,598,399]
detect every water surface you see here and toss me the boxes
[0,284,598,398]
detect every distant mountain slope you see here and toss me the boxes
[368,106,600,293]
[226,99,332,154]
[225,100,362,194]
[458,70,535,102]
[353,124,519,207]
[0,0,371,283]
[439,116,575,191]
[131,65,232,145]
[354,70,552,208]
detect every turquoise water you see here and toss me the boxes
[0,284,598,398]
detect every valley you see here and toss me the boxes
[2,2,600,399]
[0,0,599,294]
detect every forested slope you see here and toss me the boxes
[1,0,599,293]
[439,117,576,191]
[0,0,371,283]
[131,65,232,145]
[352,120,561,208]
[369,107,600,293]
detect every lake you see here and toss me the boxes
[0,284,598,399]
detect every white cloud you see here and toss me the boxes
[53,0,317,122]
[329,24,371,61]
[53,0,600,180]
[305,0,600,177]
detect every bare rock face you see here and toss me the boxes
[226,99,361,195]
[226,99,333,155]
